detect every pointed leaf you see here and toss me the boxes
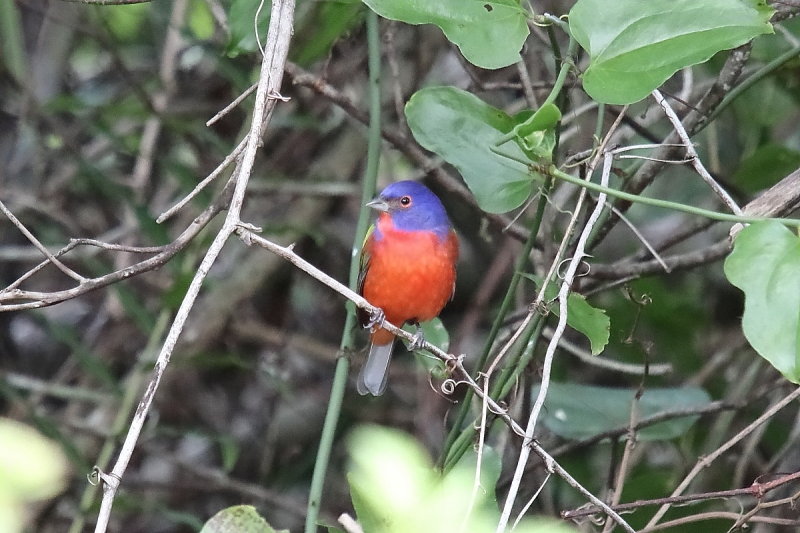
[724,220,800,383]
[362,0,528,69]
[569,0,773,104]
[406,87,534,213]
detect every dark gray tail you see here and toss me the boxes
[357,340,394,396]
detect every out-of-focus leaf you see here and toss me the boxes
[724,220,800,383]
[0,418,68,533]
[406,87,534,213]
[362,0,528,69]
[200,505,287,533]
[105,3,149,41]
[569,0,774,104]
[347,426,575,532]
[733,144,800,193]
[532,382,712,440]
[226,0,270,56]
[293,0,363,65]
[189,0,215,41]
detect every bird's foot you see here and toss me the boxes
[408,324,426,351]
[364,307,385,331]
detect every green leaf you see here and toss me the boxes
[293,0,363,66]
[188,0,215,41]
[724,221,800,383]
[200,505,288,533]
[733,144,800,194]
[362,0,529,69]
[510,103,562,162]
[532,383,712,441]
[226,0,270,56]
[0,418,68,501]
[0,418,69,533]
[569,0,774,104]
[406,87,534,213]
[408,318,450,379]
[521,274,610,355]
[347,426,576,533]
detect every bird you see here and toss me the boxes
[357,180,459,396]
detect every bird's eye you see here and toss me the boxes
[400,196,412,207]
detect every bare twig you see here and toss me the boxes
[497,149,617,533]
[652,89,742,215]
[206,82,257,126]
[645,386,800,528]
[496,108,631,533]
[0,189,228,311]
[156,137,247,223]
[91,1,296,531]
[338,513,365,533]
[564,469,800,519]
[0,198,86,282]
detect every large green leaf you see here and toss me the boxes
[347,426,575,533]
[569,0,774,104]
[405,87,534,213]
[724,221,800,383]
[362,0,528,69]
[532,383,712,441]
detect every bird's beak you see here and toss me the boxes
[365,198,389,212]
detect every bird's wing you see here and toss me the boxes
[356,225,376,327]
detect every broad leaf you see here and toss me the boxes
[362,0,528,69]
[569,0,773,104]
[347,426,576,532]
[406,87,534,213]
[532,383,712,441]
[724,221,800,383]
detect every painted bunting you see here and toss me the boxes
[357,180,459,396]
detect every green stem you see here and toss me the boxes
[440,30,576,470]
[304,11,382,533]
[545,164,800,227]
[439,182,550,470]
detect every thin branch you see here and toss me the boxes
[497,149,617,533]
[91,1,296,531]
[0,198,86,282]
[645,386,800,527]
[543,327,672,376]
[156,137,248,223]
[206,82,257,127]
[0,188,228,311]
[652,89,742,215]
[564,469,800,519]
